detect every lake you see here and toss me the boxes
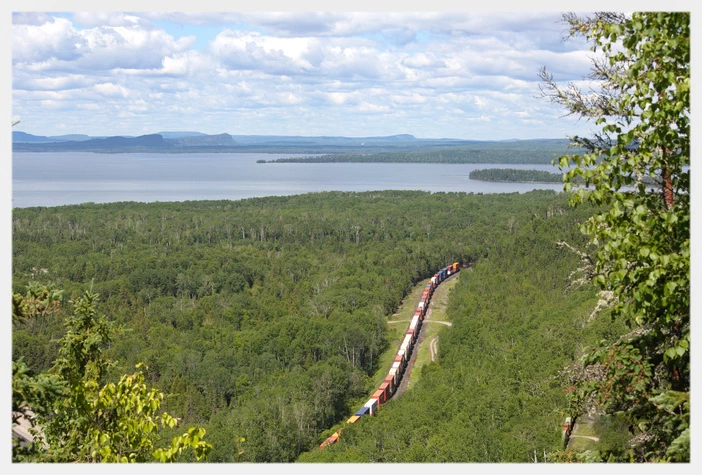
[12,152,568,208]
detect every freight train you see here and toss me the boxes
[320,261,461,449]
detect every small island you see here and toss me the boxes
[469,168,564,183]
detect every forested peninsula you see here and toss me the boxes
[258,141,582,165]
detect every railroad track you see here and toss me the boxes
[319,262,461,449]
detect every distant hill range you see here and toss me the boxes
[12,131,578,161]
[13,131,96,143]
[13,131,237,153]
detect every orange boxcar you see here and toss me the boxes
[383,374,394,392]
[380,381,391,399]
[320,433,340,449]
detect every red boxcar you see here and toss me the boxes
[383,374,394,393]
[372,389,386,405]
[379,382,391,400]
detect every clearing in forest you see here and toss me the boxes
[382,271,460,397]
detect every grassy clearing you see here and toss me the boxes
[372,278,430,388]
[568,416,600,451]
[341,279,430,425]
[569,435,599,452]
[407,274,460,391]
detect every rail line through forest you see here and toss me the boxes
[319,262,463,449]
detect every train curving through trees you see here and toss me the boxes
[320,262,460,449]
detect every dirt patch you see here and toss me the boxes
[430,336,439,362]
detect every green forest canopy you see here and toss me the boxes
[13,190,621,462]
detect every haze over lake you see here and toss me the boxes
[12,152,567,208]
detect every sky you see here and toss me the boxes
[8,6,612,141]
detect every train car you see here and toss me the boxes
[379,382,391,400]
[453,262,460,273]
[356,406,370,417]
[320,431,340,449]
[347,415,360,424]
[401,334,413,352]
[393,356,404,373]
[319,437,334,449]
[389,368,399,387]
[389,365,399,381]
[397,348,407,367]
[364,398,378,415]
[375,388,386,404]
[383,374,395,394]
[373,389,386,405]
[398,346,408,364]
[409,314,420,332]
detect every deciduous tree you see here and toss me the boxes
[540,12,689,462]
[12,289,212,462]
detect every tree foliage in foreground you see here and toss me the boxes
[540,12,689,462]
[12,288,212,463]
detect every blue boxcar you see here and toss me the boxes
[356,406,370,417]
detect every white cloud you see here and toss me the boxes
[72,12,150,28]
[325,92,351,105]
[212,31,315,74]
[14,17,196,73]
[160,51,212,77]
[13,74,92,91]
[11,11,600,140]
[357,103,390,113]
[75,25,194,70]
[390,93,428,105]
[94,82,129,98]
[13,17,84,63]
[401,53,446,70]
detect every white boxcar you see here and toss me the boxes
[401,334,412,351]
[364,397,379,415]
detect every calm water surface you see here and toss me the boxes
[13,152,567,208]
